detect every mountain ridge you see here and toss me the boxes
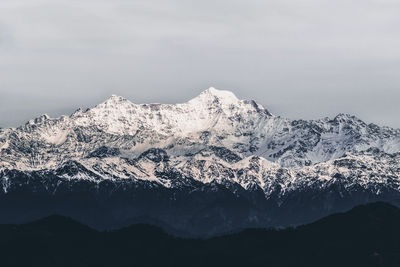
[1,202,399,267]
[0,87,399,235]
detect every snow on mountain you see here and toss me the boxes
[1,87,400,197]
[69,87,268,137]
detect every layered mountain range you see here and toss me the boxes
[1,88,400,235]
[2,202,400,267]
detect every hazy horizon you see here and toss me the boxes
[1,86,398,129]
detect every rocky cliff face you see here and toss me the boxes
[1,87,400,235]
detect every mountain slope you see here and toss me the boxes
[0,87,400,234]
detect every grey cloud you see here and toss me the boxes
[0,0,400,128]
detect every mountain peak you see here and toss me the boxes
[333,113,365,125]
[92,95,133,111]
[201,87,239,100]
[188,87,240,107]
[27,114,51,125]
[105,94,128,103]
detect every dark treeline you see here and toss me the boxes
[1,202,400,267]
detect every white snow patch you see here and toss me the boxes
[43,130,69,145]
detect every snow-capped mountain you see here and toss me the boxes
[1,87,400,235]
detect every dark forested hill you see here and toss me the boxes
[0,202,399,267]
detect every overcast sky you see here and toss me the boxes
[1,0,400,128]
